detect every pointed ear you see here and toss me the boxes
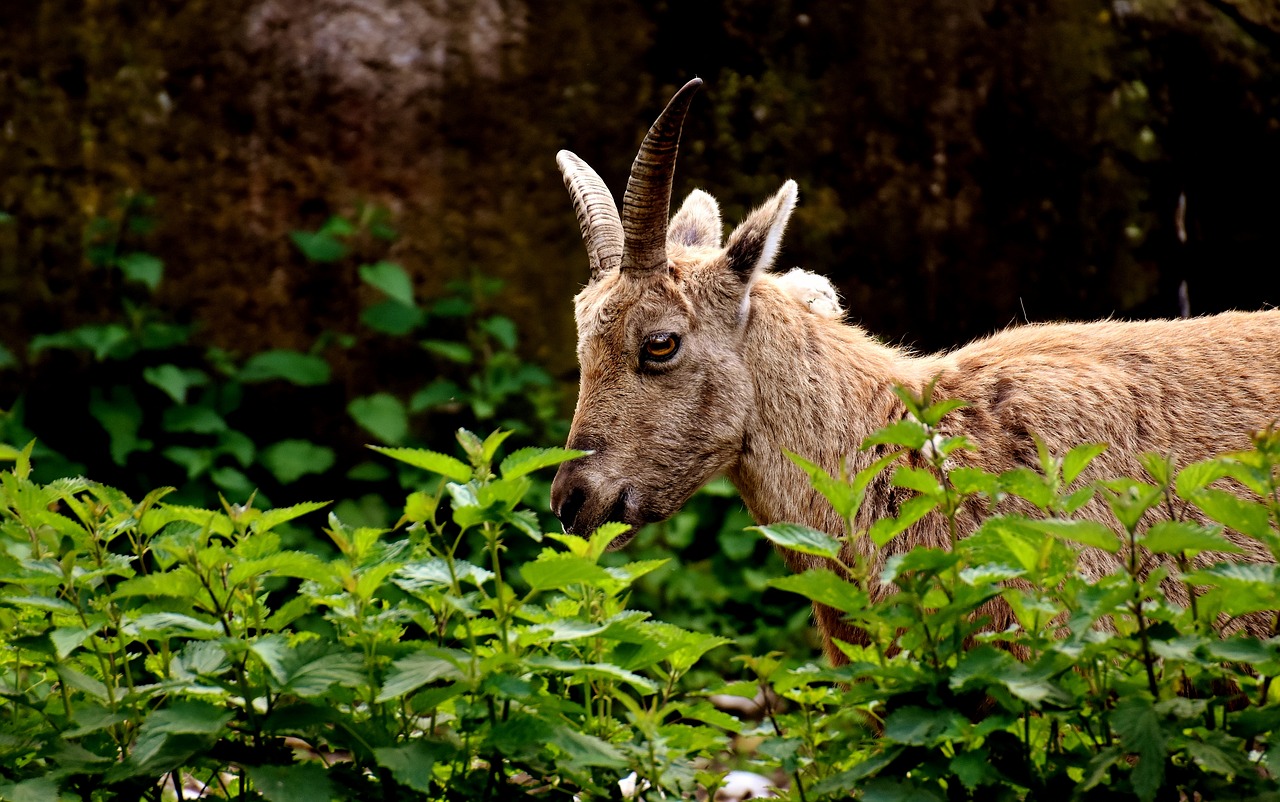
[725,180,798,284]
[668,189,723,248]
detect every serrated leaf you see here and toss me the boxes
[750,522,842,559]
[1024,518,1121,553]
[1111,696,1166,802]
[521,553,614,590]
[227,551,335,586]
[499,446,588,479]
[549,725,628,769]
[524,655,657,691]
[252,501,331,534]
[270,642,365,698]
[374,741,455,793]
[768,569,867,613]
[1188,488,1274,538]
[1140,520,1242,557]
[377,649,468,701]
[245,762,337,802]
[368,445,471,482]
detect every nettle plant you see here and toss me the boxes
[728,388,1280,801]
[0,430,735,801]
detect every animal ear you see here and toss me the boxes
[724,180,798,284]
[668,189,722,248]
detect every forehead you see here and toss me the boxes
[572,270,686,341]
[572,247,723,337]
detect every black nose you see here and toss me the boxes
[556,485,587,534]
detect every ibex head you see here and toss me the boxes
[550,79,800,547]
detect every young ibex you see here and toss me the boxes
[549,78,1280,664]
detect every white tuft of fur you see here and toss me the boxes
[777,267,844,319]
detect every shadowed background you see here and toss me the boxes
[1,0,1278,480]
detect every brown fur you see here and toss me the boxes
[551,154,1280,669]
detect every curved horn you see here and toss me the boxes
[620,78,703,274]
[557,150,623,281]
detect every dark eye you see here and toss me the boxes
[641,333,681,363]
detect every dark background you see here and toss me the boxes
[1,0,1278,449]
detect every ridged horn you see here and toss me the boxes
[557,150,623,281]
[620,78,703,274]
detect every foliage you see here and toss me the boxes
[0,204,562,532]
[0,432,734,800]
[729,388,1280,800]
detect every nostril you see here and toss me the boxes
[557,486,587,533]
[606,489,629,525]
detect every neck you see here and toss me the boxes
[726,284,934,539]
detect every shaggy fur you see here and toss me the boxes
[552,175,1280,667]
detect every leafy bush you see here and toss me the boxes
[0,203,563,532]
[726,390,1280,800]
[0,432,739,800]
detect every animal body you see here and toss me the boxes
[549,78,1280,664]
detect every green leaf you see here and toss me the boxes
[479,315,518,349]
[378,649,468,701]
[1140,520,1242,557]
[0,778,62,802]
[768,569,867,613]
[893,465,942,495]
[1062,442,1108,485]
[143,364,208,404]
[422,339,473,364]
[1023,518,1121,553]
[374,741,455,794]
[349,393,408,444]
[359,260,416,306]
[1175,458,1235,498]
[882,707,964,746]
[1188,488,1274,538]
[750,522,842,559]
[409,377,462,411]
[118,251,164,289]
[500,446,588,479]
[525,655,657,691]
[521,553,614,590]
[245,763,338,802]
[90,385,150,464]
[861,418,928,450]
[240,350,332,386]
[368,445,471,482]
[868,494,938,547]
[163,405,227,434]
[228,551,335,586]
[125,612,222,639]
[252,501,331,534]
[267,642,365,697]
[261,439,336,484]
[1111,696,1166,802]
[860,777,945,802]
[141,700,233,735]
[362,299,425,335]
[290,229,347,263]
[549,725,628,770]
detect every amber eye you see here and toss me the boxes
[641,333,681,363]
